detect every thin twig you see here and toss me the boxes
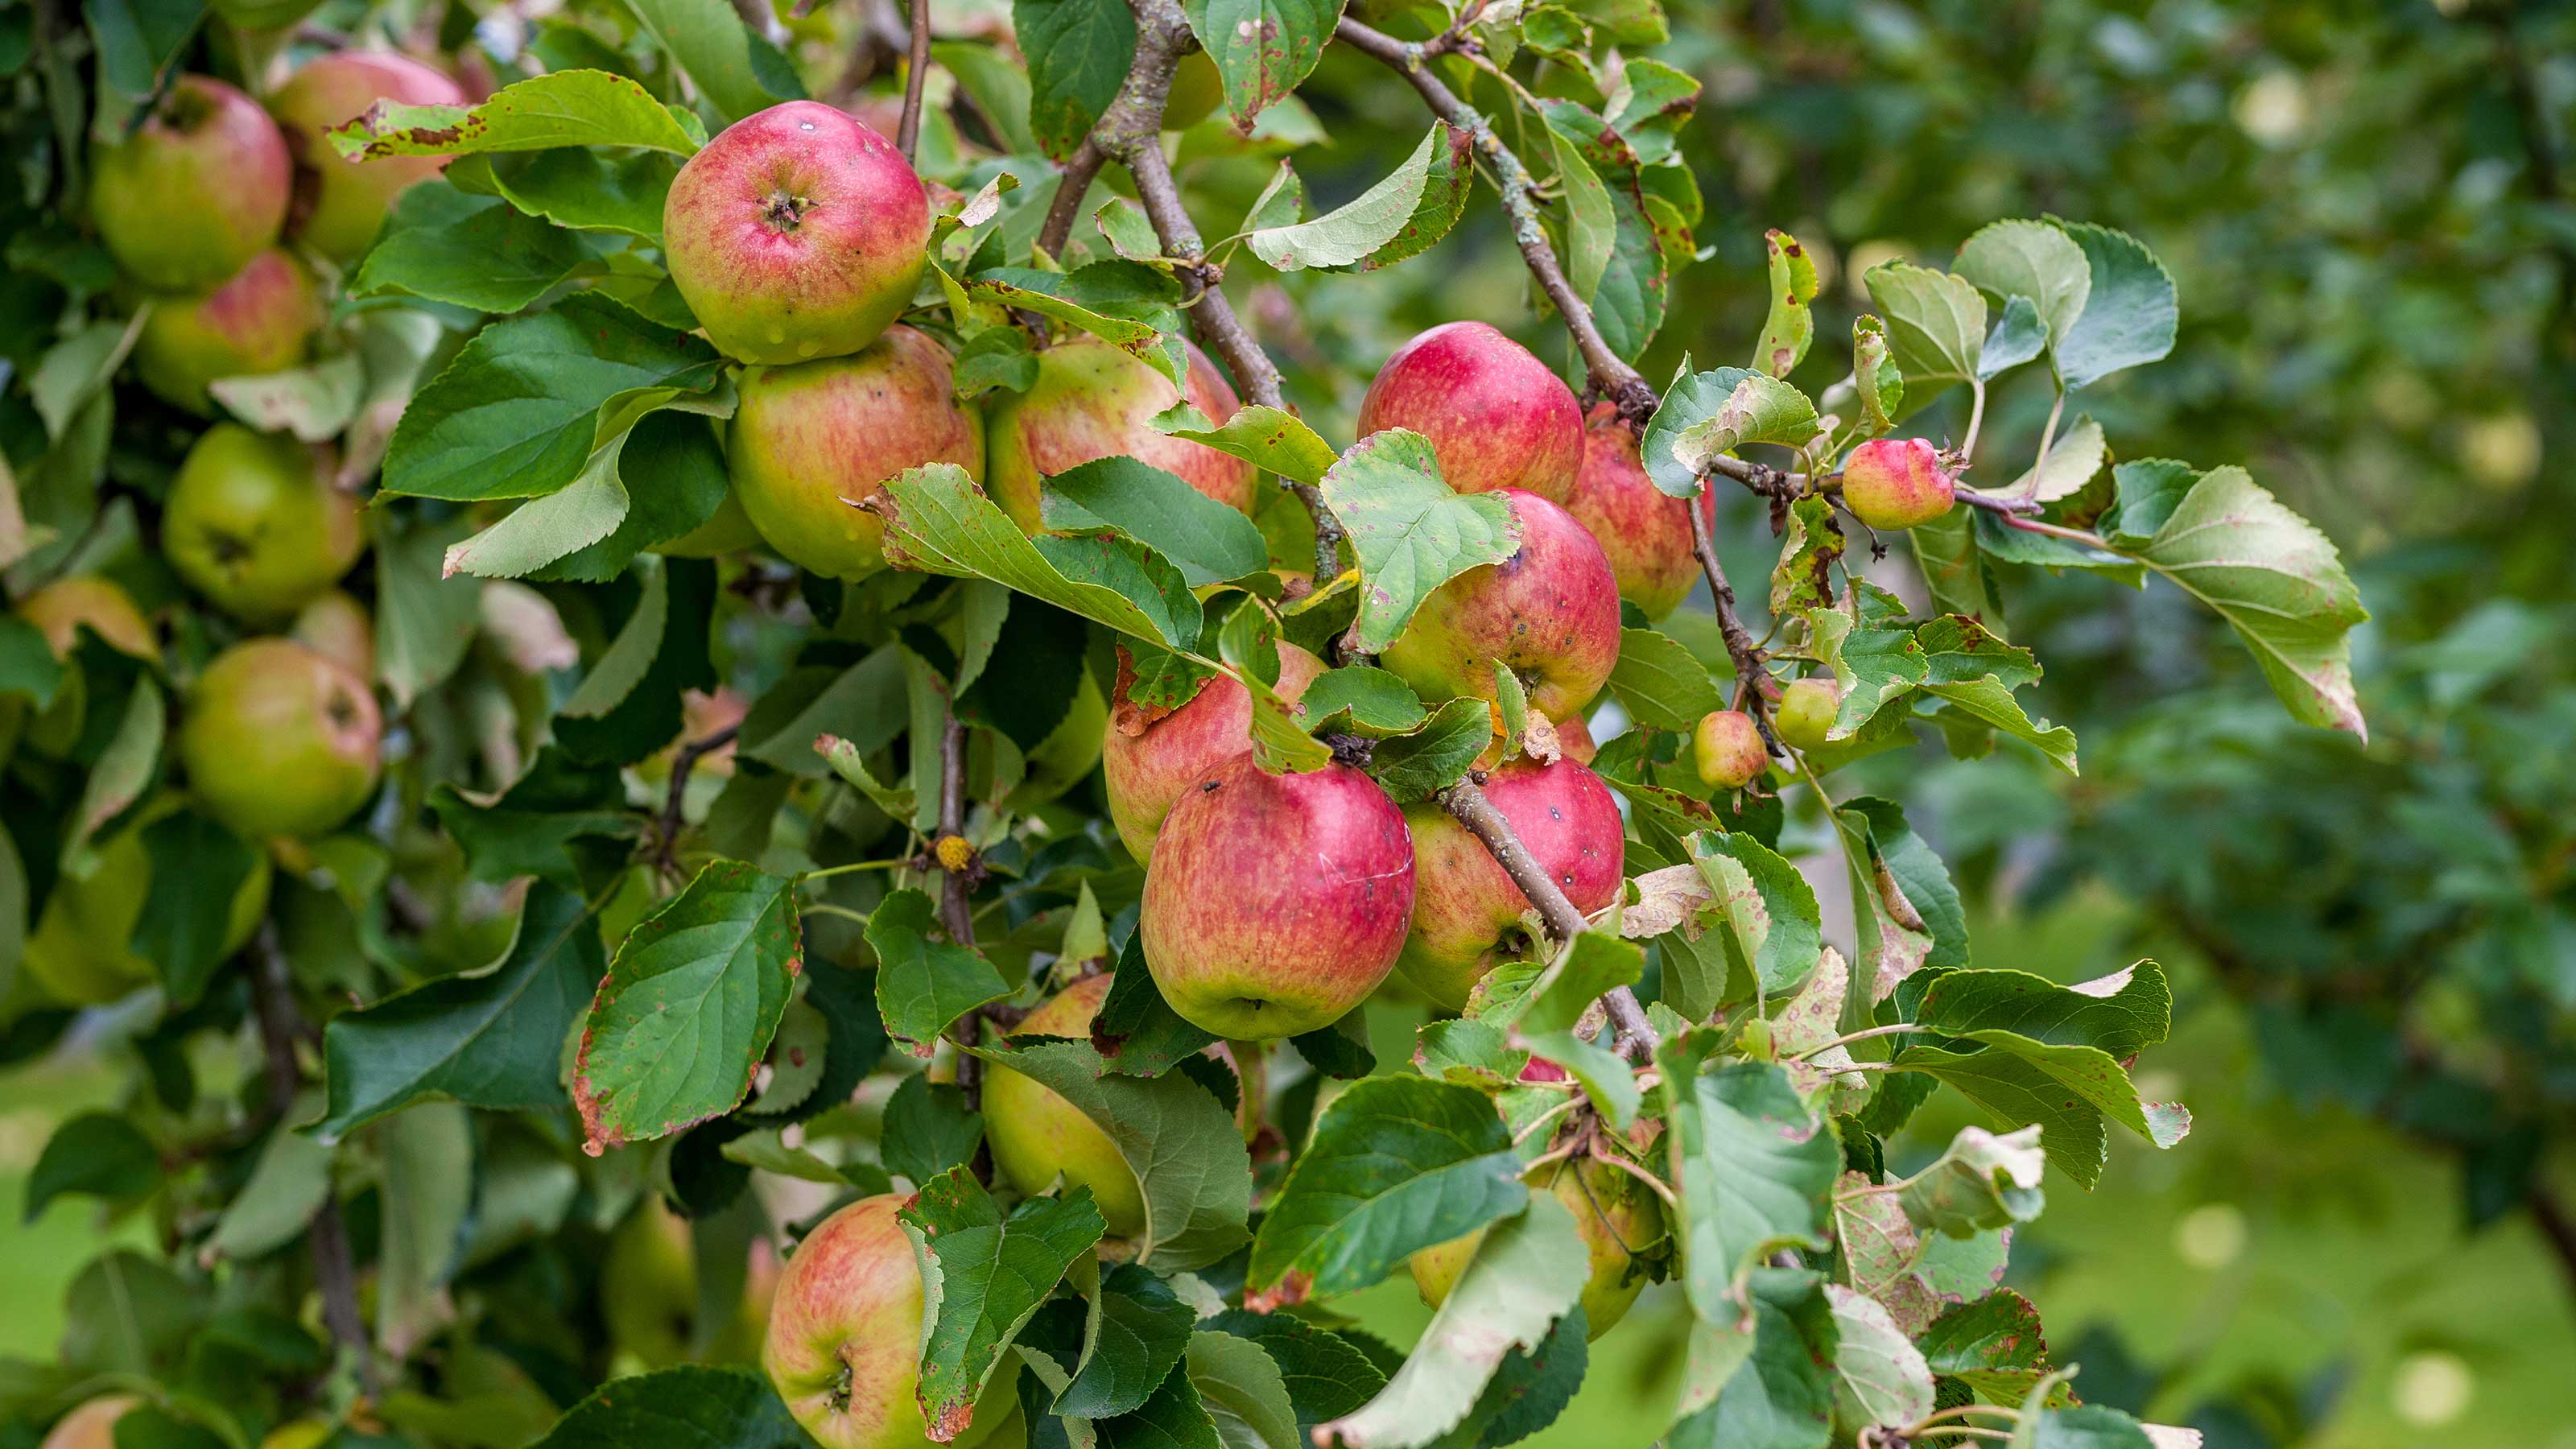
[935,712,975,945]
[895,0,931,161]
[1038,137,1111,256]
[658,723,740,872]
[1688,481,1783,754]
[1588,1140,1680,1211]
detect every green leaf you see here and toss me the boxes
[428,747,634,888]
[1953,220,2091,346]
[1909,511,2000,633]
[1915,1290,2050,1402]
[883,1074,986,1186]
[1689,832,1823,1002]
[1249,125,1451,272]
[1901,1125,2046,1237]
[1042,456,1271,586]
[331,69,704,159]
[1851,316,1901,434]
[319,881,605,1141]
[1203,1311,1388,1429]
[622,0,806,124]
[1188,1329,1302,1449]
[24,1113,158,1221]
[1978,296,2048,381]
[205,1115,336,1261]
[1914,962,2171,1058]
[31,317,147,440]
[1823,1283,1934,1433]
[2013,1406,2159,1449]
[1095,1363,1224,1449]
[572,861,803,1153]
[1017,0,1135,160]
[353,183,610,313]
[378,1100,473,1352]
[86,0,203,105]
[1213,598,1333,775]
[739,648,908,778]
[59,674,160,874]
[129,807,257,1007]
[1318,430,1521,653]
[1544,122,1616,303]
[375,514,484,708]
[2050,221,2177,391]
[1057,1262,1197,1418]
[1655,1049,1838,1321]
[1155,403,1338,488]
[60,1249,201,1376]
[902,1167,1108,1440]
[1183,0,1343,129]
[1665,1281,1832,1447]
[1836,797,1969,980]
[1605,627,1724,730]
[877,463,1204,648]
[539,407,736,582]
[451,147,679,241]
[1752,230,1818,378]
[1247,1075,1529,1308]
[525,1366,814,1449]
[867,887,1013,1055]
[2008,418,2105,502]
[1351,123,1476,273]
[1367,697,1494,802]
[1863,262,1986,417]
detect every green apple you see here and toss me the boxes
[164,423,363,623]
[91,76,289,291]
[133,249,323,415]
[602,1195,773,1371]
[180,638,383,840]
[16,575,155,660]
[982,973,1146,1235]
[22,795,273,1005]
[1773,677,1840,752]
[256,1419,332,1449]
[1410,1153,1664,1340]
[269,52,469,262]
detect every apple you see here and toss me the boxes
[1562,404,1717,619]
[1356,322,1583,502]
[1410,1154,1664,1340]
[21,795,274,1005]
[1140,756,1414,1038]
[1773,677,1839,752]
[1692,709,1767,789]
[602,1195,770,1370]
[728,324,985,580]
[132,250,323,415]
[1553,709,1597,765]
[270,52,469,262]
[291,589,375,681]
[16,575,155,660]
[1839,437,1957,530]
[663,101,931,365]
[1395,756,1624,1009]
[983,973,1146,1234]
[1001,673,1107,810]
[39,1396,140,1449]
[180,638,383,840]
[256,1420,332,1449]
[91,76,290,291]
[164,423,362,623]
[1101,638,1328,863]
[765,1193,1011,1449]
[985,336,1256,528]
[1378,487,1622,720]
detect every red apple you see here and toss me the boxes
[1839,437,1957,530]
[985,336,1256,527]
[1553,709,1597,764]
[16,576,155,660]
[983,973,1146,1234]
[1395,756,1624,1008]
[270,52,469,261]
[134,249,323,415]
[1102,638,1328,863]
[1692,709,1766,789]
[1140,756,1414,1038]
[1563,404,1717,619]
[1773,677,1840,751]
[663,101,931,365]
[1378,488,1622,720]
[1410,1154,1663,1340]
[728,324,985,579]
[180,638,382,840]
[1356,321,1583,502]
[91,77,289,292]
[163,423,362,622]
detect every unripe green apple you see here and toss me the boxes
[16,575,155,660]
[1410,1154,1663,1340]
[663,101,931,365]
[1692,709,1767,789]
[133,250,323,415]
[1139,756,1414,1038]
[255,1418,332,1449]
[765,1194,1011,1449]
[180,638,383,840]
[291,588,374,682]
[1773,677,1840,752]
[1001,674,1107,811]
[39,1396,140,1449]
[1378,487,1622,720]
[603,1195,774,1371]
[1396,757,1624,1009]
[22,795,273,1005]
[984,973,1146,1235]
[985,336,1256,528]
[1563,404,1718,619]
[1357,322,1584,502]
[728,325,985,580]
[164,423,362,622]
[1839,437,1957,530]
[1101,638,1327,863]
[270,52,469,262]
[91,77,290,291]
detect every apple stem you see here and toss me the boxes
[1686,480,1785,758]
[895,0,931,161]
[657,722,741,873]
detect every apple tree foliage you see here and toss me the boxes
[0,0,2379,1445]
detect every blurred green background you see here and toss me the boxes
[10,1,2573,1445]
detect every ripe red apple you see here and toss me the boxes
[1410,1154,1663,1340]
[1553,709,1597,764]
[1773,677,1840,751]
[1378,488,1622,720]
[1563,404,1717,619]
[1839,437,1957,530]
[985,336,1257,527]
[23,796,272,1005]
[91,76,290,291]
[163,423,362,622]
[1356,321,1584,502]
[728,324,985,579]
[765,1194,1012,1449]
[134,250,324,415]
[180,638,383,840]
[1140,756,1414,1038]
[1396,756,1624,1008]
[39,1396,139,1449]
[663,101,931,365]
[1102,639,1328,862]
[1692,709,1766,789]
[270,52,469,261]
[16,576,155,660]
[983,973,1146,1233]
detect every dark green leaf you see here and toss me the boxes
[868,887,1013,1055]
[882,1073,986,1186]
[352,183,610,312]
[526,1366,812,1449]
[130,807,256,1007]
[24,1113,157,1220]
[1042,456,1269,587]
[900,1167,1108,1439]
[1017,0,1135,161]
[1056,1262,1196,1418]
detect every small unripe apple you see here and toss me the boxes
[1410,1154,1663,1340]
[1102,639,1327,863]
[16,576,155,660]
[728,325,985,580]
[1773,677,1840,752]
[985,336,1256,527]
[256,1420,332,1449]
[164,423,362,623]
[1140,756,1414,1038]
[91,76,290,291]
[1397,756,1624,1009]
[765,1194,1010,1449]
[22,796,273,1005]
[39,1396,140,1449]
[1692,709,1767,789]
[1839,437,1957,530]
[1356,322,1584,502]
[663,101,931,365]
[1379,487,1622,720]
[1562,404,1716,619]
[603,1195,770,1370]
[133,250,324,415]
[291,588,374,682]
[271,52,469,262]
[984,973,1146,1234]
[180,638,383,840]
